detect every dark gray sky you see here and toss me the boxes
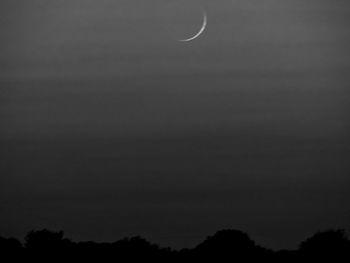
[1,0,350,249]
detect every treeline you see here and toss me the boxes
[1,229,349,261]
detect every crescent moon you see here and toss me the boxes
[178,11,207,42]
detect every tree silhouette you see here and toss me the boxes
[25,229,72,251]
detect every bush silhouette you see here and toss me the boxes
[196,229,255,252]
[1,228,349,260]
[0,235,22,252]
[299,229,350,259]
[113,236,160,253]
[193,229,268,259]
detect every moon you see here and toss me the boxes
[178,11,207,42]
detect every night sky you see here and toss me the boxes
[1,0,350,249]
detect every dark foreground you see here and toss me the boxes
[1,229,350,262]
